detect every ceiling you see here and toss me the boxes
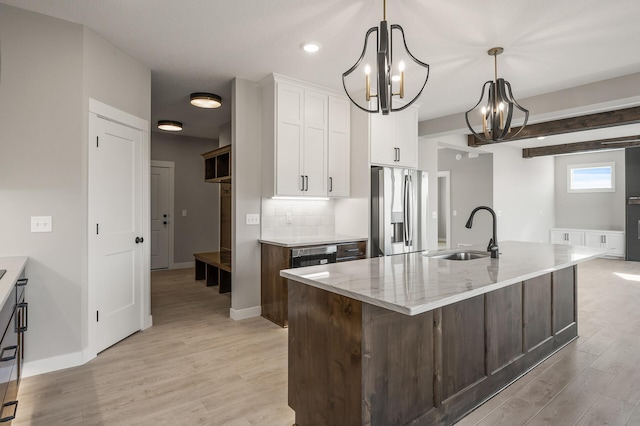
[3,0,640,142]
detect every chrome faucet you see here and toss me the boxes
[465,206,499,259]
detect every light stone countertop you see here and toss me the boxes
[259,235,368,248]
[0,256,28,308]
[280,241,609,316]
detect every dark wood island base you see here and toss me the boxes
[287,266,577,426]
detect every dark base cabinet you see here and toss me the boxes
[261,241,367,328]
[0,277,27,425]
[288,266,577,426]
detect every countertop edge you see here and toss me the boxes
[280,246,607,316]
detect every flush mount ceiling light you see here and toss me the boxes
[342,0,429,115]
[190,92,222,109]
[465,47,529,143]
[300,42,321,53]
[157,120,183,132]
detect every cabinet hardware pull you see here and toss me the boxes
[0,346,17,362]
[329,177,333,192]
[397,147,400,162]
[15,303,27,333]
[0,400,18,423]
[300,175,305,191]
[135,236,144,244]
[345,248,361,253]
[305,175,309,191]
[15,279,28,287]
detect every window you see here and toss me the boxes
[567,162,615,193]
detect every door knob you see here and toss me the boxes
[163,214,167,218]
[163,221,168,225]
[135,236,144,244]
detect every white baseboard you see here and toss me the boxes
[23,350,84,378]
[171,261,194,269]
[230,305,262,321]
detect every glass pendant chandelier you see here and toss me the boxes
[465,47,529,142]
[342,0,429,115]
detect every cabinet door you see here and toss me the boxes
[566,231,584,246]
[328,96,350,197]
[584,232,604,249]
[550,230,567,244]
[394,107,418,169]
[276,83,304,196]
[369,111,397,166]
[604,232,625,257]
[303,90,328,196]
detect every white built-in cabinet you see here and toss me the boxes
[584,231,625,257]
[550,229,584,246]
[262,74,350,198]
[550,228,624,257]
[369,105,418,169]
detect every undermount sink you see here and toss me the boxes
[426,250,490,261]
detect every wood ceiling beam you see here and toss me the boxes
[468,105,640,147]
[522,135,640,158]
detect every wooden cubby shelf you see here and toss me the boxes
[202,145,231,183]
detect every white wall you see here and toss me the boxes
[0,4,150,373]
[423,134,555,244]
[484,144,555,243]
[219,121,231,147]
[334,104,370,240]
[554,150,625,230]
[231,78,262,320]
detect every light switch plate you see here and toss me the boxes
[246,213,260,225]
[286,213,293,224]
[31,216,52,232]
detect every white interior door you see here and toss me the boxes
[150,165,170,269]
[91,115,143,353]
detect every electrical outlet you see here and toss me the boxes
[246,214,260,225]
[182,210,187,217]
[453,210,457,217]
[286,213,293,224]
[31,216,52,232]
[431,211,437,219]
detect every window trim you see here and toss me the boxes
[567,162,616,193]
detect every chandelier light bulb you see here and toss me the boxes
[365,64,371,76]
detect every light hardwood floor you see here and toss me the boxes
[13,258,640,425]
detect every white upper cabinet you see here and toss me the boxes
[263,75,350,198]
[370,105,418,169]
[275,83,305,196]
[328,96,351,197]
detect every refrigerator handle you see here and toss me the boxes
[404,174,412,246]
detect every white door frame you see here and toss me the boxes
[438,171,451,249]
[150,160,175,269]
[86,98,151,363]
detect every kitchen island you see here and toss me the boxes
[280,241,607,426]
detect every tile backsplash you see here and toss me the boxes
[261,198,335,239]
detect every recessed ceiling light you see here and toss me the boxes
[537,136,546,140]
[157,120,183,132]
[301,42,321,53]
[190,92,222,109]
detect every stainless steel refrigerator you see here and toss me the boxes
[371,166,428,256]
